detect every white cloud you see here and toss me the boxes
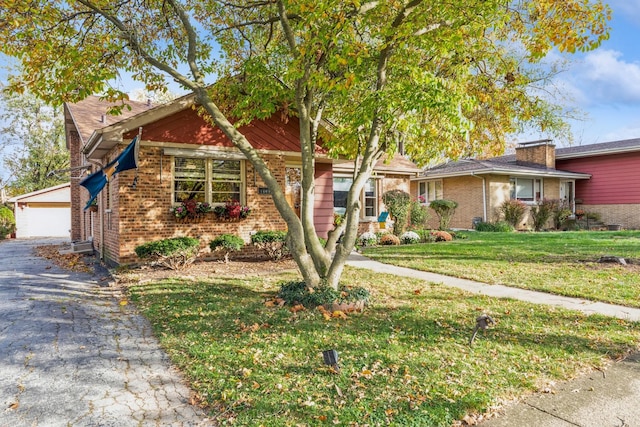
[609,0,640,24]
[558,49,640,106]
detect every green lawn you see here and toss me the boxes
[362,230,640,308]
[128,264,640,426]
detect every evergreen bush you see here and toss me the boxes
[134,237,200,270]
[251,230,289,261]
[210,234,244,263]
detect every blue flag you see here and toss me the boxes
[80,136,138,210]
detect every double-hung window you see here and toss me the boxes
[333,177,378,219]
[418,180,443,204]
[510,177,542,202]
[173,157,243,205]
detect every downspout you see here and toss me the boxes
[471,172,487,221]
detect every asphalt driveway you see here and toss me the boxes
[0,238,212,426]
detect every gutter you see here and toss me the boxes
[471,172,487,222]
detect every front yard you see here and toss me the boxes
[362,230,640,308]
[122,232,640,426]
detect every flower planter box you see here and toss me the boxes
[607,224,622,231]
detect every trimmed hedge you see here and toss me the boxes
[134,237,200,270]
[251,230,289,261]
[210,234,244,263]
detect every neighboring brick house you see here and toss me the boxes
[411,140,592,230]
[64,94,420,265]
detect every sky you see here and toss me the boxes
[534,0,640,146]
[1,0,640,165]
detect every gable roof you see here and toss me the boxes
[65,93,333,161]
[8,183,71,203]
[555,137,640,159]
[65,95,155,146]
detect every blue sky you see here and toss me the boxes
[535,0,640,146]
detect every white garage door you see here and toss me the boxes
[23,206,71,238]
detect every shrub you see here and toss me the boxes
[477,221,515,232]
[358,231,378,246]
[409,200,430,229]
[585,211,602,221]
[0,206,16,239]
[431,230,453,242]
[400,231,420,244]
[413,228,434,242]
[500,199,527,228]
[210,234,244,263]
[530,199,556,231]
[251,230,289,261]
[277,281,370,309]
[429,199,458,230]
[381,190,411,236]
[552,200,572,229]
[379,233,400,245]
[134,237,200,270]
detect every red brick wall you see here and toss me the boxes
[106,146,290,265]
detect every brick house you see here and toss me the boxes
[412,138,640,230]
[410,140,591,230]
[64,94,420,265]
[555,138,640,229]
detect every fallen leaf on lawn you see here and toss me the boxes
[290,304,305,313]
[119,299,128,306]
[252,381,260,389]
[462,414,478,425]
[332,310,347,319]
[264,300,276,307]
[413,289,421,295]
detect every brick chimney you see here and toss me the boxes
[515,139,555,169]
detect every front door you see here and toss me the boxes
[560,180,575,211]
[285,166,301,217]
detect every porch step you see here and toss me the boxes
[60,240,94,255]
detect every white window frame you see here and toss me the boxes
[172,156,245,206]
[509,177,542,203]
[333,176,378,220]
[418,179,443,204]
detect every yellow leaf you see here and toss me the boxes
[332,310,347,319]
[119,299,128,306]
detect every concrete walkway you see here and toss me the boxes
[347,251,640,322]
[347,251,640,427]
[0,239,212,427]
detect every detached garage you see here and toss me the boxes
[8,183,71,238]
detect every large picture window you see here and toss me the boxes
[510,177,542,202]
[418,180,443,203]
[333,177,378,219]
[173,157,243,205]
